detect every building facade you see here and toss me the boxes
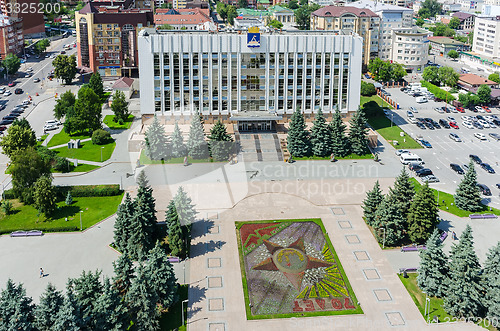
[0,15,23,60]
[472,16,500,59]
[138,29,362,128]
[0,0,44,37]
[76,3,154,77]
[428,36,469,55]
[311,6,380,65]
[390,27,428,72]
[451,12,475,31]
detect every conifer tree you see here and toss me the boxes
[170,122,187,158]
[92,278,129,330]
[310,109,332,157]
[145,115,169,160]
[208,120,233,161]
[0,279,35,330]
[455,160,483,212]
[53,290,83,331]
[329,109,350,157]
[391,167,415,219]
[65,191,73,205]
[88,71,104,99]
[66,270,103,326]
[286,109,311,157]
[126,264,160,331]
[173,186,196,227]
[144,243,179,310]
[35,283,64,331]
[187,111,209,159]
[113,193,136,254]
[112,254,135,297]
[348,107,369,155]
[136,169,149,188]
[373,194,407,246]
[417,229,449,297]
[407,182,438,243]
[444,225,484,318]
[483,242,500,320]
[362,180,384,226]
[166,200,185,256]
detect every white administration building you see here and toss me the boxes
[138,28,362,131]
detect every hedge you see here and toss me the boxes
[0,226,79,235]
[2,185,123,201]
[420,80,456,102]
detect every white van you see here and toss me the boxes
[400,153,424,165]
[416,96,428,103]
[45,119,61,126]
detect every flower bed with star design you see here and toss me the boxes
[235,219,363,320]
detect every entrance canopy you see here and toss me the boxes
[230,112,283,132]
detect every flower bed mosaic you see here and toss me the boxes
[236,219,362,319]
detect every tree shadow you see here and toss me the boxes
[437,218,454,232]
[188,284,206,307]
[190,219,215,240]
[189,240,226,259]
[49,205,81,220]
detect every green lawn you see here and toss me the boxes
[37,134,49,146]
[295,153,374,161]
[360,95,393,109]
[410,178,500,217]
[159,285,188,331]
[53,141,116,162]
[0,194,123,234]
[368,116,422,149]
[139,149,214,165]
[52,163,100,173]
[103,115,134,130]
[47,131,90,148]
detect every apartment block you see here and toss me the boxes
[472,16,500,59]
[0,15,23,60]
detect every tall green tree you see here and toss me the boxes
[34,39,50,55]
[112,253,135,297]
[166,201,185,257]
[53,54,77,85]
[423,66,439,85]
[0,279,35,330]
[362,180,384,226]
[144,243,179,310]
[126,264,160,331]
[216,2,227,22]
[419,0,442,17]
[287,109,311,157]
[417,229,449,297]
[88,72,104,99]
[208,120,233,161]
[238,0,248,8]
[294,4,320,30]
[187,111,208,159]
[483,242,500,321]
[0,121,36,157]
[415,18,425,26]
[329,110,350,157]
[268,19,283,29]
[360,81,376,96]
[64,86,102,134]
[35,283,64,331]
[2,53,21,76]
[438,66,459,87]
[373,194,407,246]
[145,115,169,160]
[454,160,483,212]
[310,109,332,157]
[53,290,83,331]
[488,72,500,84]
[54,90,76,120]
[448,17,461,29]
[33,175,57,217]
[92,278,129,330]
[407,182,438,243]
[477,85,491,105]
[174,186,196,227]
[447,50,459,59]
[227,5,237,25]
[444,225,484,318]
[110,90,129,124]
[113,193,136,254]
[348,107,369,155]
[67,270,103,326]
[391,167,415,219]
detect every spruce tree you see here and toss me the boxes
[348,107,369,155]
[88,71,104,99]
[483,242,500,320]
[173,186,196,227]
[92,278,129,330]
[310,109,332,157]
[136,169,149,188]
[113,193,136,254]
[0,279,35,330]
[391,167,415,219]
[454,160,483,212]
[126,264,160,331]
[67,270,103,326]
[65,191,73,205]
[208,120,234,161]
[52,290,83,331]
[187,111,209,159]
[166,200,185,256]
[362,180,384,226]
[144,242,179,310]
[286,108,311,157]
[329,109,350,157]
[170,122,187,158]
[417,229,449,297]
[35,283,64,331]
[407,182,438,243]
[444,225,484,318]
[145,115,169,160]
[373,194,407,246]
[112,254,135,297]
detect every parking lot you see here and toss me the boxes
[385,87,500,208]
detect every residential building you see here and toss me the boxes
[472,15,500,59]
[458,73,498,90]
[390,27,428,72]
[451,12,475,30]
[0,15,23,60]
[0,0,44,37]
[138,29,363,129]
[309,0,336,6]
[482,4,500,16]
[484,0,500,5]
[173,0,187,9]
[310,6,380,65]
[428,36,469,55]
[456,0,483,11]
[76,2,154,77]
[349,0,413,61]
[154,8,214,30]
[441,1,462,12]
[378,0,412,7]
[268,5,295,24]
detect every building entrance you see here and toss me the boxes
[238,120,274,132]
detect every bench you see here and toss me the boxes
[469,214,497,219]
[10,230,43,237]
[399,267,418,273]
[167,256,180,263]
[401,245,426,252]
[439,231,448,242]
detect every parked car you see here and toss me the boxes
[7,82,15,87]
[479,119,490,128]
[450,163,464,174]
[8,112,20,117]
[33,78,40,83]
[477,183,492,196]
[447,116,456,123]
[422,175,440,183]
[0,104,6,111]
[473,121,484,129]
[395,149,411,156]
[407,111,414,118]
[410,106,418,113]
[480,163,495,174]
[439,119,450,129]
[474,133,487,140]
[45,119,61,126]
[434,107,444,114]
[416,168,433,177]
[489,133,500,141]
[449,133,461,142]
[456,106,465,113]
[2,115,16,120]
[419,139,433,148]
[43,124,57,131]
[408,162,424,172]
[3,90,11,96]
[14,88,23,94]
[483,106,491,113]
[488,121,497,128]
[416,122,426,130]
[470,154,482,164]
[450,122,459,129]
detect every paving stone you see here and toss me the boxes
[338,220,352,229]
[208,276,223,288]
[353,250,370,261]
[209,322,226,331]
[363,268,381,280]
[345,234,361,244]
[373,289,392,302]
[208,298,224,311]
[385,312,405,326]
[208,258,222,268]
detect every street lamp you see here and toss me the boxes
[79,211,83,231]
[424,295,431,322]
[183,264,186,284]
[181,299,189,326]
[379,227,386,249]
[391,113,394,128]
[101,147,104,162]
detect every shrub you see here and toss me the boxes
[421,81,456,101]
[361,81,377,96]
[91,129,112,145]
[1,200,13,215]
[56,184,122,198]
[53,156,71,172]
[2,189,15,200]
[36,146,57,163]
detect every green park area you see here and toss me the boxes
[47,131,91,148]
[52,163,100,173]
[53,140,116,162]
[104,115,134,130]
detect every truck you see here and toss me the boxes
[416,96,428,103]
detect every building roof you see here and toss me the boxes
[79,2,99,14]
[349,0,413,13]
[311,6,378,18]
[427,36,466,46]
[459,73,498,86]
[113,76,134,88]
[452,12,474,21]
[237,8,270,17]
[154,8,211,26]
[268,5,293,14]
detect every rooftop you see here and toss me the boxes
[113,76,134,89]
[311,6,378,18]
[452,12,475,20]
[459,73,498,86]
[349,0,413,13]
[142,27,350,36]
[427,36,466,45]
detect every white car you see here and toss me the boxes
[479,119,490,128]
[422,175,440,183]
[449,133,461,142]
[43,124,57,131]
[485,115,496,121]
[462,115,472,121]
[4,90,11,96]
[395,149,411,156]
[22,100,30,105]
[410,106,418,113]
[50,54,55,59]
[408,117,418,124]
[474,132,487,140]
[26,68,33,72]
[463,121,474,129]
[435,107,444,113]
[45,119,61,126]
[476,106,486,113]
[447,116,456,123]
[489,121,497,128]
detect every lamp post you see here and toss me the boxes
[424,294,431,322]
[379,227,386,249]
[101,147,104,162]
[181,299,189,326]
[79,211,83,231]
[391,113,394,128]
[183,264,186,284]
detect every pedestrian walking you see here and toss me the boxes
[39,268,44,278]
[452,231,456,240]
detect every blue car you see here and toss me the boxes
[420,139,432,148]
[364,74,370,79]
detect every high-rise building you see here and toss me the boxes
[472,16,500,59]
[0,0,44,37]
[138,29,362,129]
[75,2,154,77]
[390,27,428,72]
[0,15,23,60]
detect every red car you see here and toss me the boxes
[483,106,491,113]
[450,122,459,129]
[7,82,15,87]
[456,106,465,113]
